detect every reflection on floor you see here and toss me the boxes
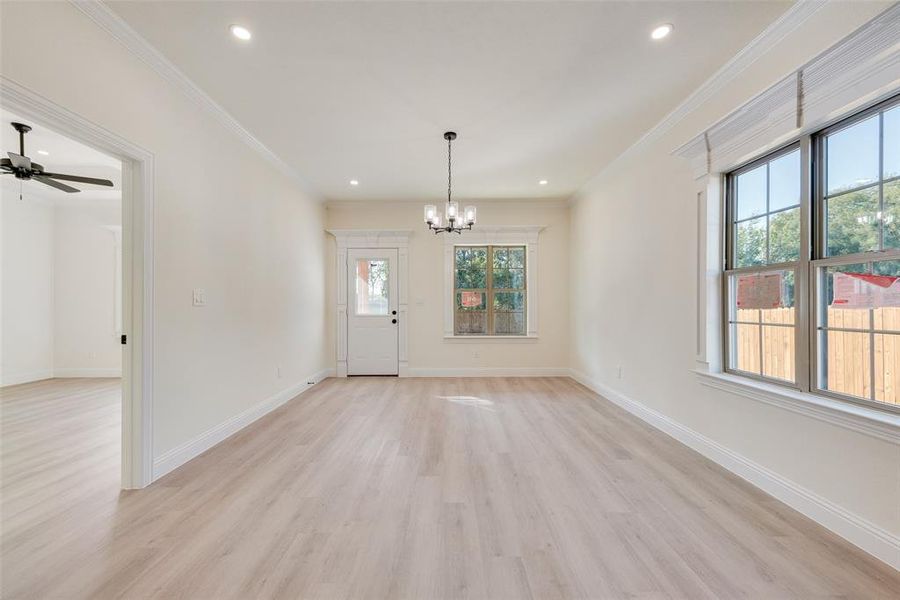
[2,376,898,599]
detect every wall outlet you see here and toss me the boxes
[473,351,480,359]
[192,289,207,307]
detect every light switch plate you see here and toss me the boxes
[192,289,207,307]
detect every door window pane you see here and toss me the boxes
[826,186,879,256]
[827,115,879,195]
[736,165,767,220]
[355,259,389,315]
[769,149,801,211]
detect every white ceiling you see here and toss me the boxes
[109,1,791,202]
[1,109,121,204]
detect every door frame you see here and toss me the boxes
[327,230,412,377]
[2,76,155,489]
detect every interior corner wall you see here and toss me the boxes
[0,196,54,386]
[0,1,329,462]
[569,2,899,545]
[325,201,570,374]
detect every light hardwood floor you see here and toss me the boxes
[2,377,898,599]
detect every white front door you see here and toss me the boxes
[347,248,399,375]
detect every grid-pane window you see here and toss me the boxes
[724,93,900,412]
[454,245,526,335]
[823,108,900,256]
[814,98,900,407]
[726,147,800,384]
[727,269,796,382]
[733,149,801,267]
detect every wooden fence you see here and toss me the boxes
[735,307,900,405]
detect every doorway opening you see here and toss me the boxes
[0,83,153,490]
[1,108,125,504]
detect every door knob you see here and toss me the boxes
[392,310,397,315]
[392,319,397,324]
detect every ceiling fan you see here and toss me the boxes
[1,122,114,193]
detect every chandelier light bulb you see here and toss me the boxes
[465,206,477,225]
[424,204,437,224]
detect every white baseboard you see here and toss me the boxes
[53,368,122,378]
[568,369,900,571]
[406,367,570,377]
[0,369,54,387]
[152,367,334,481]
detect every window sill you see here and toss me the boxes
[444,335,539,342]
[693,369,900,444]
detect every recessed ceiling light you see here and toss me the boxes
[539,179,548,186]
[37,150,49,156]
[651,23,673,40]
[349,179,359,186]
[229,25,252,41]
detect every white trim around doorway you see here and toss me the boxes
[1,75,154,489]
[327,230,412,377]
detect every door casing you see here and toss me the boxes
[328,230,412,377]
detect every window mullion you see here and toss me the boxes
[878,111,885,251]
[487,246,494,335]
[798,135,812,392]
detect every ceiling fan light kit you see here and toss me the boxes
[424,131,476,234]
[1,122,115,196]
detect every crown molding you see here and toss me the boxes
[569,0,828,203]
[69,0,322,201]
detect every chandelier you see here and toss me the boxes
[424,131,476,234]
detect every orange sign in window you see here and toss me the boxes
[461,291,482,308]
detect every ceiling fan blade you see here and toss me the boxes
[33,175,80,193]
[1,158,12,170]
[40,172,114,187]
[7,152,31,170]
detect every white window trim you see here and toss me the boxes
[443,226,543,339]
[328,229,412,377]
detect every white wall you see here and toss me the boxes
[326,201,569,373]
[0,1,329,461]
[1,193,122,384]
[569,2,899,547]
[53,202,122,377]
[1,195,54,385]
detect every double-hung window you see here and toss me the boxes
[454,245,526,336]
[725,94,900,411]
